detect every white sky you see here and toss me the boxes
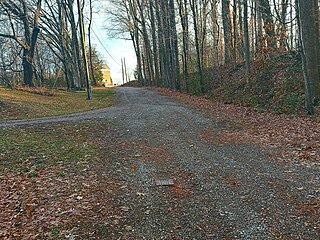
[90,7,136,85]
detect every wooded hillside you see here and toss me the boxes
[108,0,320,114]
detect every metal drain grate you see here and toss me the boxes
[154,179,174,186]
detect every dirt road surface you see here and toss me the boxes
[1,87,319,239]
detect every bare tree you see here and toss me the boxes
[0,0,42,86]
[148,0,160,85]
[190,0,204,93]
[243,0,250,80]
[77,0,92,99]
[222,0,232,64]
[88,0,96,86]
[177,0,190,92]
[297,0,319,114]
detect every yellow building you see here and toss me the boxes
[101,64,113,87]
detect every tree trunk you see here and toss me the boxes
[23,0,42,86]
[137,0,154,85]
[243,0,250,80]
[160,0,172,87]
[169,0,180,91]
[238,0,244,61]
[22,50,34,86]
[67,0,82,89]
[289,0,294,49]
[256,0,263,49]
[155,1,165,85]
[57,0,75,89]
[232,0,237,69]
[190,0,204,93]
[280,0,289,49]
[128,0,144,84]
[132,30,144,84]
[76,0,92,99]
[148,0,160,85]
[260,0,275,47]
[222,0,232,64]
[298,0,319,112]
[178,0,189,92]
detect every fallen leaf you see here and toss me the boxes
[76,196,83,200]
[136,192,146,197]
[130,165,138,171]
[120,206,130,212]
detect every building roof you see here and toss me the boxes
[101,64,110,70]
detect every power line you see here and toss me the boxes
[90,26,120,66]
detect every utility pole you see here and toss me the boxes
[88,0,96,86]
[121,58,125,84]
[76,0,92,100]
[124,57,128,83]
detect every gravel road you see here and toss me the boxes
[99,88,319,239]
[2,87,319,239]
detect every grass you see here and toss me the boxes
[0,121,103,175]
[0,120,109,238]
[0,87,116,120]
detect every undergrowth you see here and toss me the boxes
[208,54,305,114]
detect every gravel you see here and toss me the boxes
[2,87,319,239]
[100,88,319,239]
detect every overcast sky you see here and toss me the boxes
[89,6,136,85]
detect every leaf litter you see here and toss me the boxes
[1,88,320,239]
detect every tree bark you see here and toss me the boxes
[190,0,204,93]
[148,0,160,85]
[177,0,189,92]
[222,0,232,64]
[160,0,172,87]
[260,0,275,47]
[237,0,244,61]
[137,0,154,85]
[232,0,238,69]
[298,0,319,112]
[169,0,180,91]
[58,0,74,89]
[1,0,43,86]
[67,0,82,89]
[155,1,165,85]
[76,0,92,99]
[127,0,144,84]
[243,0,250,80]
[256,0,263,49]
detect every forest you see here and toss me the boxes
[0,0,104,100]
[0,0,319,114]
[107,0,320,115]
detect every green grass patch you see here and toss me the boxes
[0,87,116,120]
[0,120,109,238]
[0,122,102,174]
